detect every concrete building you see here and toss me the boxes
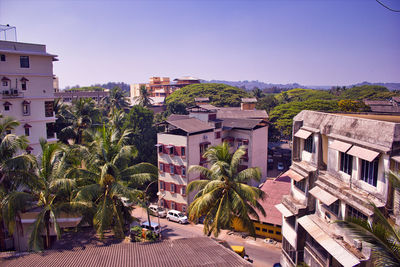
[157,99,268,213]
[277,110,400,267]
[0,40,58,154]
[130,76,200,106]
[54,89,110,104]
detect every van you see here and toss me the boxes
[140,221,161,235]
[149,205,167,218]
[166,210,188,224]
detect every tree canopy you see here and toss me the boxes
[166,83,250,109]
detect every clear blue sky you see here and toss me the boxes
[1,0,399,88]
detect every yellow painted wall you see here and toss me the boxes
[231,217,282,241]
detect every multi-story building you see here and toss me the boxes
[0,40,58,154]
[130,76,200,106]
[277,110,400,267]
[157,98,268,213]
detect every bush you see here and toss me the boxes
[130,226,143,242]
[145,230,158,241]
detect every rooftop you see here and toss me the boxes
[166,117,214,134]
[0,237,251,267]
[222,118,266,130]
[294,110,400,152]
[217,108,268,120]
[254,175,291,225]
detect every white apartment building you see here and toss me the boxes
[0,40,58,154]
[277,110,400,267]
[157,99,268,213]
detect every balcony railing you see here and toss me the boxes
[2,89,24,98]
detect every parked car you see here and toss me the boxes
[277,162,284,171]
[140,221,161,235]
[149,205,167,218]
[166,210,188,224]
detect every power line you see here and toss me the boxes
[376,0,400,12]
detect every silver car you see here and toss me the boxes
[149,205,167,218]
[166,210,188,224]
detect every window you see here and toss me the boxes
[170,183,175,193]
[46,122,55,139]
[255,226,260,231]
[170,165,175,174]
[215,131,221,139]
[294,179,306,192]
[361,159,379,187]
[4,104,10,111]
[2,81,8,86]
[305,233,329,262]
[160,181,165,190]
[262,229,267,232]
[181,186,186,195]
[182,205,186,212]
[268,230,274,233]
[282,238,296,264]
[157,144,163,153]
[181,147,185,157]
[0,54,5,61]
[23,102,30,116]
[304,135,313,153]
[325,200,340,216]
[171,202,175,210]
[159,162,164,172]
[181,166,186,176]
[5,130,11,135]
[20,56,29,68]
[25,127,30,136]
[340,152,353,175]
[45,101,54,117]
[21,81,27,90]
[215,122,222,129]
[347,205,367,221]
[200,144,208,155]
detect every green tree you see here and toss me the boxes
[338,99,371,112]
[135,85,153,108]
[187,143,265,237]
[72,125,158,238]
[251,87,263,99]
[1,140,80,251]
[108,86,130,112]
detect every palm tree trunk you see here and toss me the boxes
[45,212,50,249]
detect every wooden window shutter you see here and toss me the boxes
[176,146,181,156]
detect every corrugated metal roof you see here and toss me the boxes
[0,237,251,267]
[167,118,214,134]
[298,216,360,267]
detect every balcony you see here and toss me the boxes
[2,89,24,99]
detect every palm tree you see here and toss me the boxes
[1,140,81,251]
[57,98,102,144]
[337,170,400,266]
[72,125,158,238]
[187,142,266,237]
[135,85,153,107]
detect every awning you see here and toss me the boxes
[294,129,312,139]
[329,140,352,153]
[275,203,294,217]
[347,145,379,162]
[200,141,211,145]
[25,146,33,151]
[23,123,32,128]
[155,144,163,147]
[1,76,10,81]
[392,156,400,163]
[20,77,29,81]
[309,186,338,206]
[3,101,12,106]
[298,216,361,267]
[22,100,31,105]
[287,169,305,182]
[165,145,173,148]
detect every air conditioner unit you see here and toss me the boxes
[13,89,18,95]
[203,135,208,140]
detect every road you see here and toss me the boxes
[132,207,281,267]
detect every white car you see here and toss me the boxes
[149,205,167,218]
[166,210,188,224]
[140,221,161,235]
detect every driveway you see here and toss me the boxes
[132,207,281,267]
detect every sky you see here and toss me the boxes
[0,0,399,88]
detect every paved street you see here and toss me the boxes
[132,207,281,267]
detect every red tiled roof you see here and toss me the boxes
[0,237,251,267]
[253,174,291,225]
